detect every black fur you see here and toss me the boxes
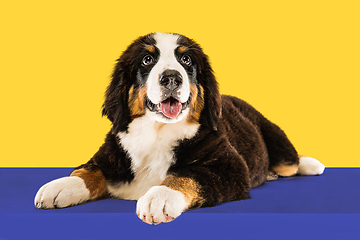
[102,34,158,133]
[75,133,134,185]
[177,35,221,130]
[77,33,299,208]
[169,95,299,207]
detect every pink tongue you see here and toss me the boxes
[160,98,182,119]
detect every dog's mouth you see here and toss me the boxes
[146,96,190,119]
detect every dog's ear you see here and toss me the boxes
[177,35,221,131]
[197,54,222,131]
[102,34,156,133]
[102,59,131,133]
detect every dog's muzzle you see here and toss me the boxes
[146,70,189,119]
[159,69,183,92]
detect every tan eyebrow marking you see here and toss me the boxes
[145,45,155,53]
[178,46,188,53]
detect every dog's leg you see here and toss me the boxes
[136,175,204,225]
[271,155,325,177]
[259,119,300,176]
[34,133,133,209]
[34,166,107,209]
[271,161,300,177]
[259,119,324,176]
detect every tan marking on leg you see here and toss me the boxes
[187,84,204,124]
[70,169,107,199]
[272,163,299,177]
[161,175,204,209]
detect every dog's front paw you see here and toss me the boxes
[34,176,90,209]
[136,186,188,225]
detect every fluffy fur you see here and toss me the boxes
[34,32,325,224]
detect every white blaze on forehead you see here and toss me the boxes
[154,33,180,60]
[146,33,190,105]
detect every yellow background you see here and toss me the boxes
[1,0,359,167]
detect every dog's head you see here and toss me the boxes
[102,33,221,133]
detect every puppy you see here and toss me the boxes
[35,32,325,225]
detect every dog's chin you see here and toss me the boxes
[146,96,190,124]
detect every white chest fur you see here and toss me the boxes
[107,112,199,200]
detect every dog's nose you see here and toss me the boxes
[159,70,183,91]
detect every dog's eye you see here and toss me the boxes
[142,55,154,66]
[181,55,191,66]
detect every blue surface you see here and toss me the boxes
[0,168,359,239]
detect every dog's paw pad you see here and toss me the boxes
[34,176,90,209]
[136,186,188,225]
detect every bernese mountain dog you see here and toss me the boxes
[34,32,325,225]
